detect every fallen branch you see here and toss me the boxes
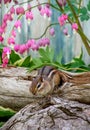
[0,97,90,130]
[0,66,90,111]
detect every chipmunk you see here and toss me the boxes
[29,66,62,96]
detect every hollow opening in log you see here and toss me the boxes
[42,103,54,109]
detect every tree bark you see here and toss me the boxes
[0,66,37,111]
[0,66,90,130]
[0,97,90,130]
[56,70,90,104]
[0,66,90,111]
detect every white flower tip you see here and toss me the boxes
[44,14,47,19]
[66,34,70,38]
[18,27,21,33]
[2,33,5,38]
[73,30,76,34]
[27,19,31,25]
[10,44,14,49]
[7,53,10,59]
[11,14,14,18]
[48,17,51,21]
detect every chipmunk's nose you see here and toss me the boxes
[30,86,36,95]
[32,87,37,95]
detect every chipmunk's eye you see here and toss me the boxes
[37,83,41,88]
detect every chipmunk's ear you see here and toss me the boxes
[32,75,38,80]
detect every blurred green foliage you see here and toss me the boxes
[0,106,16,127]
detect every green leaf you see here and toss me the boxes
[28,64,43,72]
[20,55,31,67]
[0,106,16,127]
[0,106,16,117]
[73,5,79,14]
[63,50,86,72]
[55,51,62,64]
[87,1,90,11]
[10,50,21,64]
[80,7,87,15]
[69,0,77,4]
[64,5,71,13]
[80,7,89,21]
[14,58,24,66]
[0,48,2,64]
[26,47,54,72]
[68,13,74,19]
[64,2,79,15]
[28,58,43,72]
[71,58,85,68]
[27,46,90,73]
[80,14,89,21]
[32,58,42,65]
[0,45,4,64]
[46,46,54,62]
[39,48,50,62]
[38,46,54,63]
[0,122,5,127]
[81,65,90,71]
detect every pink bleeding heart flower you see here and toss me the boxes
[41,38,50,46]
[19,44,27,54]
[2,47,11,67]
[2,58,9,67]
[3,13,13,23]
[4,0,12,4]
[16,7,25,15]
[14,20,22,32]
[26,11,33,24]
[0,26,4,35]
[49,28,55,36]
[10,7,15,14]
[58,14,68,26]
[14,0,18,4]
[31,43,39,51]
[8,37,15,45]
[11,30,16,37]
[63,28,68,35]
[0,35,4,42]
[26,40,32,50]
[40,6,52,20]
[14,44,20,52]
[57,0,66,7]
[72,23,78,31]
[3,47,11,55]
[1,22,7,30]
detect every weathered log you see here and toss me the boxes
[0,66,90,111]
[0,97,90,130]
[0,66,90,130]
[0,66,37,111]
[56,70,90,104]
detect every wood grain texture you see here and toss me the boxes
[0,66,90,111]
[0,97,90,130]
[0,66,37,110]
[0,66,90,130]
[56,70,90,104]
